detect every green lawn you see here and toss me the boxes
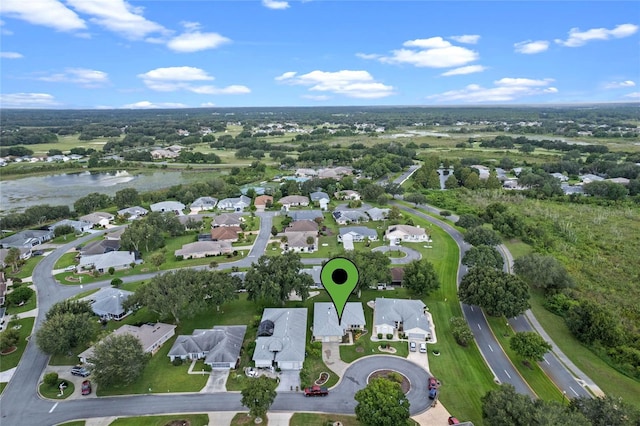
[503,239,533,260]
[0,382,7,395]
[529,291,640,408]
[485,315,563,401]
[57,422,85,426]
[109,414,209,426]
[54,252,78,270]
[5,254,43,280]
[230,413,268,425]
[39,380,75,399]
[290,413,361,426]
[0,317,35,371]
[5,292,37,315]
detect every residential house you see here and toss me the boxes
[253,308,307,370]
[80,287,133,320]
[150,149,179,160]
[78,251,136,274]
[79,212,114,227]
[338,227,378,243]
[295,168,318,178]
[190,197,218,213]
[167,325,247,369]
[300,266,322,288]
[286,210,323,222]
[105,228,125,241]
[79,323,176,364]
[332,210,369,225]
[318,166,353,179]
[607,177,630,185]
[390,267,405,286]
[254,195,273,212]
[366,207,390,222]
[79,239,120,256]
[550,173,569,182]
[384,224,429,243]
[175,241,232,259]
[312,302,366,343]
[310,191,330,210]
[117,206,148,220]
[0,230,54,249]
[285,220,319,233]
[282,231,317,253]
[579,174,605,184]
[373,298,431,341]
[212,213,244,228]
[278,195,310,210]
[177,215,204,228]
[150,201,185,215]
[470,165,490,180]
[210,226,241,242]
[334,190,361,201]
[48,219,93,234]
[0,247,32,266]
[217,195,251,211]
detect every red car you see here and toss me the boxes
[448,416,460,425]
[428,377,438,390]
[81,380,91,395]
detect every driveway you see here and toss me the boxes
[372,245,421,264]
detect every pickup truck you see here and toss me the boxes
[304,385,329,396]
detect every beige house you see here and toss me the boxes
[278,195,310,210]
[175,241,232,259]
[384,224,429,243]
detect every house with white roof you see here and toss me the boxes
[150,201,185,215]
[212,213,245,228]
[310,191,330,210]
[78,251,136,274]
[168,325,247,369]
[190,197,218,213]
[253,308,307,370]
[332,210,369,225]
[80,287,133,320]
[335,190,361,201]
[384,224,429,243]
[48,219,93,233]
[373,298,431,341]
[79,212,114,227]
[175,241,232,259]
[117,206,148,220]
[218,195,251,211]
[279,195,310,210]
[313,302,365,343]
[338,227,378,243]
[0,230,54,249]
[366,207,390,221]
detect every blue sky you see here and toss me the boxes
[0,1,639,108]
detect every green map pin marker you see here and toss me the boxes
[321,257,359,325]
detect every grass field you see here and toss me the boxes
[0,317,35,371]
[5,254,43,280]
[0,382,7,395]
[230,413,268,425]
[39,380,75,399]
[5,291,36,315]
[109,414,209,426]
[57,421,85,426]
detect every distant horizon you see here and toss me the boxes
[1,2,638,109]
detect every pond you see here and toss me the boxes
[0,170,190,213]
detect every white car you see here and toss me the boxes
[419,343,427,353]
[64,265,76,272]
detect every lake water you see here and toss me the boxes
[1,170,188,214]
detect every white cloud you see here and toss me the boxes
[362,36,479,68]
[167,31,230,52]
[138,66,250,95]
[0,92,60,108]
[302,94,331,101]
[0,19,13,35]
[38,68,109,87]
[276,69,395,99]
[623,92,640,99]
[201,102,216,107]
[0,51,23,59]
[262,0,290,10]
[428,77,558,103]
[514,40,549,54]
[0,0,86,32]
[121,101,188,109]
[604,80,636,89]
[441,65,486,76]
[66,0,167,39]
[450,35,480,44]
[555,23,639,47]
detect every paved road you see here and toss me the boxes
[372,245,422,264]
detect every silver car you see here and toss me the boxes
[409,341,417,352]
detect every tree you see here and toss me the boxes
[148,252,165,270]
[404,193,426,206]
[425,169,442,189]
[510,332,552,363]
[0,328,20,351]
[244,253,312,305]
[46,300,93,319]
[444,174,459,189]
[513,254,574,293]
[462,245,504,270]
[456,214,483,230]
[126,269,237,323]
[464,227,501,247]
[458,267,530,318]
[89,333,149,388]
[6,286,34,306]
[341,251,391,295]
[113,188,140,209]
[485,170,502,190]
[450,317,474,346]
[54,224,75,237]
[240,376,277,420]
[463,171,481,190]
[3,247,22,273]
[73,192,112,215]
[569,395,640,426]
[354,377,410,426]
[36,312,96,355]
[402,259,440,296]
[566,299,624,347]
[120,220,164,254]
[482,384,536,426]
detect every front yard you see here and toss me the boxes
[0,317,35,371]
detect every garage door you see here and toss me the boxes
[408,333,424,340]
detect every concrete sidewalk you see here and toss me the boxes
[321,342,349,378]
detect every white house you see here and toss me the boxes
[80,287,134,320]
[335,190,361,201]
[373,298,431,341]
[212,213,245,228]
[117,206,148,220]
[253,308,307,370]
[338,227,378,243]
[79,212,114,227]
[218,195,251,211]
[312,302,365,343]
[0,230,54,249]
[190,197,218,213]
[278,195,310,210]
[366,207,390,222]
[79,323,176,364]
[384,224,429,243]
[48,219,93,233]
[282,231,317,253]
[78,251,136,274]
[168,325,247,369]
[332,210,369,225]
[175,241,232,259]
[150,201,185,215]
[310,191,330,210]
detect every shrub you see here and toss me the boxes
[377,333,383,339]
[387,372,403,383]
[386,333,393,340]
[172,358,183,366]
[440,210,452,217]
[44,372,59,387]
[108,267,115,275]
[110,278,123,287]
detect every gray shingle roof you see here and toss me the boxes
[191,197,218,209]
[373,298,429,332]
[287,210,323,221]
[253,308,307,364]
[339,227,377,239]
[80,287,133,317]
[313,302,365,338]
[310,191,330,202]
[168,326,247,365]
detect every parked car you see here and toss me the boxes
[81,380,91,395]
[409,341,416,352]
[64,265,76,272]
[419,342,427,353]
[71,366,90,377]
[428,387,438,400]
[428,377,438,390]
[448,416,460,425]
